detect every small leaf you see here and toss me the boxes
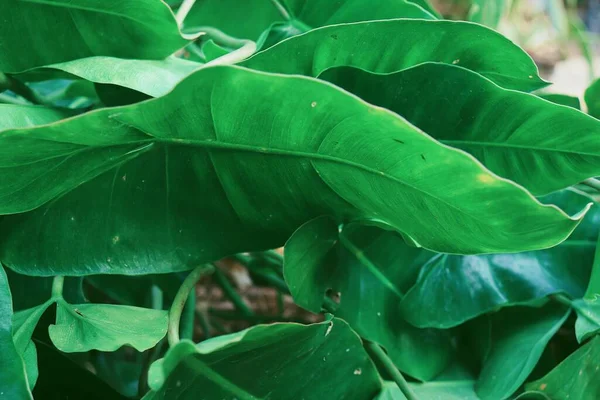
[0,266,32,399]
[145,319,382,399]
[0,66,583,277]
[476,304,571,400]
[244,19,546,91]
[0,0,192,72]
[573,297,600,342]
[526,336,600,399]
[284,217,452,381]
[48,301,168,352]
[320,63,600,194]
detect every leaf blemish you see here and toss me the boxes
[452,59,460,64]
[353,368,362,375]
[311,101,317,108]
[421,154,426,161]
[330,34,338,40]
[393,138,405,144]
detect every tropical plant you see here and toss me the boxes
[1,0,600,399]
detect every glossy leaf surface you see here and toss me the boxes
[0,0,190,72]
[284,217,450,380]
[145,319,381,399]
[526,336,600,400]
[573,297,600,342]
[400,190,599,328]
[0,266,32,399]
[15,57,202,98]
[0,66,583,277]
[476,304,571,400]
[49,301,168,352]
[244,19,546,91]
[321,63,600,194]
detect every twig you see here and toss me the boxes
[168,264,214,347]
[365,342,419,400]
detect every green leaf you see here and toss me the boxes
[0,66,587,277]
[0,0,192,73]
[0,266,32,399]
[14,57,202,98]
[526,335,600,400]
[12,300,54,388]
[468,0,507,28]
[573,297,600,342]
[320,63,600,194]
[145,318,382,399]
[376,380,478,399]
[243,19,547,92]
[476,304,571,400]
[585,230,600,298]
[538,93,581,110]
[0,104,70,131]
[184,0,434,41]
[585,78,600,119]
[284,217,450,380]
[399,190,599,328]
[48,301,168,352]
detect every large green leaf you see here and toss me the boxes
[0,66,584,276]
[184,0,434,41]
[14,57,202,98]
[526,336,600,400]
[0,266,32,399]
[284,217,450,381]
[49,301,167,352]
[0,0,191,73]
[400,189,599,328]
[476,304,571,400]
[144,318,381,399]
[243,19,546,92]
[320,63,600,194]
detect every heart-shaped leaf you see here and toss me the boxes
[49,301,168,352]
[144,318,381,399]
[0,66,587,277]
[284,217,450,380]
[320,63,600,194]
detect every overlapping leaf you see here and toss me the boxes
[244,19,546,91]
[399,189,599,328]
[144,319,381,399]
[0,0,192,72]
[284,218,449,380]
[0,66,584,277]
[321,63,600,194]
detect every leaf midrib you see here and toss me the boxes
[442,139,600,157]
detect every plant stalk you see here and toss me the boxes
[168,264,214,347]
[365,342,419,400]
[51,276,65,299]
[174,0,196,27]
[582,178,600,192]
[213,266,254,317]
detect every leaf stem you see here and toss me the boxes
[550,293,573,308]
[365,342,419,400]
[195,27,257,67]
[582,178,600,192]
[51,276,65,299]
[270,0,291,20]
[174,0,196,27]
[213,266,254,317]
[168,264,214,347]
